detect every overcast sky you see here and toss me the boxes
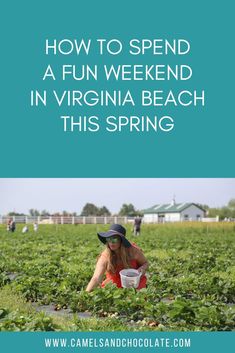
[0,178,234,215]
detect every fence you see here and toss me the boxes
[0,215,225,224]
[0,215,134,225]
[201,216,219,222]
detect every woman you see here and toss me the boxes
[86,224,148,292]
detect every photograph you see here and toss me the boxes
[0,178,234,332]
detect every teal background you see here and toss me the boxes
[1,0,234,177]
[0,332,234,353]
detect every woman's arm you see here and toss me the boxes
[133,248,149,275]
[86,255,107,292]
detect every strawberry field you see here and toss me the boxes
[0,223,235,331]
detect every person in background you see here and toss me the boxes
[86,224,148,292]
[9,219,16,232]
[7,219,11,231]
[133,215,142,236]
[22,225,28,234]
[33,222,38,232]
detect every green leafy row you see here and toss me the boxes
[0,223,235,330]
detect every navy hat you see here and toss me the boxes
[97,224,132,248]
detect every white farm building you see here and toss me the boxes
[143,202,205,223]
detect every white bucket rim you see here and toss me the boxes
[119,269,141,278]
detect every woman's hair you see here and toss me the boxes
[102,240,131,273]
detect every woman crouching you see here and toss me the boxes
[86,224,148,292]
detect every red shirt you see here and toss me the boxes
[101,244,147,289]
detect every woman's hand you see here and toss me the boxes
[137,263,148,276]
[86,276,101,292]
[137,267,144,276]
[132,247,149,276]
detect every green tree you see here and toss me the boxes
[41,209,50,216]
[118,203,137,217]
[207,208,217,217]
[97,206,111,216]
[29,209,40,217]
[8,211,25,216]
[197,204,209,211]
[80,203,99,216]
[208,206,235,220]
[228,198,235,210]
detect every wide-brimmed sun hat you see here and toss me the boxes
[97,224,132,248]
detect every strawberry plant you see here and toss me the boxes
[0,223,235,331]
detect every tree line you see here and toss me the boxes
[6,199,235,219]
[204,199,235,220]
[7,203,141,217]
